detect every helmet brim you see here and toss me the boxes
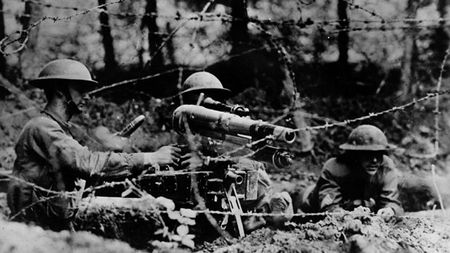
[30,77,98,89]
[177,87,232,100]
[339,143,396,151]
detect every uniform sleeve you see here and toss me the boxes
[315,165,344,212]
[33,118,146,178]
[378,165,403,215]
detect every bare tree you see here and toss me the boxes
[165,22,176,65]
[0,0,6,75]
[399,0,420,101]
[337,0,349,65]
[431,0,449,73]
[142,0,163,67]
[98,0,118,72]
[17,0,41,81]
[438,0,448,16]
[230,0,249,53]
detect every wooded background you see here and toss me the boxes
[1,0,450,175]
[0,0,448,98]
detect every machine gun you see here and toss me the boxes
[172,104,296,144]
[172,104,295,166]
[96,104,296,237]
[170,104,296,236]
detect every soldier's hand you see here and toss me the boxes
[149,145,182,166]
[377,207,395,222]
[180,152,204,171]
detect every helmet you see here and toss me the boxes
[339,125,393,151]
[30,59,98,88]
[178,71,231,99]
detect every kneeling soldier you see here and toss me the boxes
[8,59,181,231]
[298,124,403,221]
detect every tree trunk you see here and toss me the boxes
[399,0,419,101]
[143,0,163,68]
[337,0,349,65]
[17,1,41,82]
[0,0,6,75]
[437,0,448,17]
[98,0,117,73]
[19,1,32,43]
[431,0,449,75]
[230,0,249,53]
[165,22,176,65]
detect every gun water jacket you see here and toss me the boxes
[7,110,146,231]
[301,155,403,214]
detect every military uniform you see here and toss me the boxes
[300,155,403,214]
[8,110,147,231]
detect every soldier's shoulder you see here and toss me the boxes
[23,115,60,133]
[382,155,395,167]
[381,155,397,172]
[322,157,351,177]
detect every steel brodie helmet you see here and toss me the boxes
[178,71,231,99]
[30,59,98,88]
[339,125,393,151]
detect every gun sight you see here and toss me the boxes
[202,97,250,117]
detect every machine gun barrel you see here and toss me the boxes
[172,105,296,143]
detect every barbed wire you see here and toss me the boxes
[2,84,449,229]
[13,0,445,26]
[219,89,450,159]
[2,0,450,241]
[430,46,450,212]
[341,0,385,21]
[3,3,450,56]
[0,169,437,221]
[7,5,449,26]
[0,0,125,55]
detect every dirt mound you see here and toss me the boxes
[205,208,450,253]
[0,219,143,253]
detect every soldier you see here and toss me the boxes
[7,59,181,231]
[175,71,293,231]
[298,124,403,221]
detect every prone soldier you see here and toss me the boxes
[297,124,403,221]
[173,71,294,232]
[7,59,182,231]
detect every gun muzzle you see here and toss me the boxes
[225,171,244,185]
[251,124,297,144]
[272,150,293,168]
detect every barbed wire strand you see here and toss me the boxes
[0,0,125,55]
[190,0,216,46]
[341,0,385,21]
[4,4,450,56]
[431,46,450,213]
[11,0,450,27]
[8,195,62,221]
[219,89,450,158]
[0,169,432,221]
